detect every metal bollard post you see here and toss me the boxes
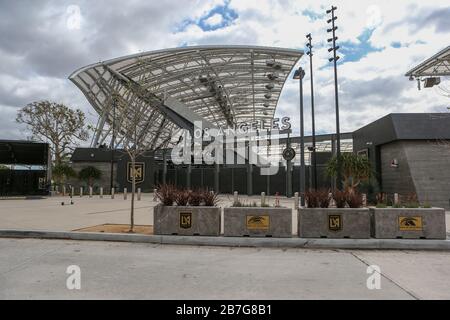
[261,192,266,206]
[294,192,299,209]
[233,191,238,204]
[89,186,93,198]
[80,187,83,197]
[100,187,103,198]
[137,188,141,201]
[394,193,399,205]
[124,188,127,200]
[362,193,367,207]
[71,187,74,197]
[111,187,115,199]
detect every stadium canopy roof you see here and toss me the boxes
[69,45,303,150]
[405,46,450,77]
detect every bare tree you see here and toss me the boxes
[16,101,90,165]
[113,94,151,233]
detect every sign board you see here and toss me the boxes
[246,215,270,230]
[282,147,296,161]
[180,212,192,229]
[127,162,145,183]
[328,215,342,231]
[399,216,423,231]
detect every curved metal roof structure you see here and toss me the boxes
[69,45,303,150]
[405,46,450,77]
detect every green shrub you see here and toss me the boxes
[78,166,102,186]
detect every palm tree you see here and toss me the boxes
[326,153,371,193]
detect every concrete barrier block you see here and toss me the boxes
[224,207,292,237]
[153,205,221,236]
[298,208,371,239]
[370,207,446,239]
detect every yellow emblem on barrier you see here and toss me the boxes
[246,215,270,230]
[180,212,192,229]
[328,215,342,231]
[399,216,422,231]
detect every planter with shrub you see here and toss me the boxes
[223,198,292,237]
[153,185,221,236]
[371,193,446,239]
[298,189,371,239]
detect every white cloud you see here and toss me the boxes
[0,0,449,142]
[204,13,224,27]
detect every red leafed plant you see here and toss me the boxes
[346,191,363,208]
[156,184,176,206]
[188,189,203,206]
[174,188,190,206]
[332,189,347,208]
[305,189,331,208]
[202,189,219,207]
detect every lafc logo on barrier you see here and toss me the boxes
[399,216,422,231]
[127,162,145,183]
[180,212,192,229]
[246,215,270,230]
[328,215,342,231]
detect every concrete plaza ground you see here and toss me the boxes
[1,194,450,300]
[1,238,450,299]
[1,193,449,236]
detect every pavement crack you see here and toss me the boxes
[349,252,420,300]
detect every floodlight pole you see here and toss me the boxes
[109,95,116,192]
[327,6,342,190]
[294,67,306,206]
[306,33,317,191]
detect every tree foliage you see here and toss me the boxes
[78,166,102,187]
[16,101,90,165]
[52,163,76,185]
[326,153,371,193]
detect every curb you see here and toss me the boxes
[1,229,450,250]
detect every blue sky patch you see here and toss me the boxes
[175,1,238,32]
[338,28,382,64]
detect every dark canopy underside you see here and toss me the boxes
[0,140,49,165]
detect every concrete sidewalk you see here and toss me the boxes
[1,238,450,299]
[1,229,450,250]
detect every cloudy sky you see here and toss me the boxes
[1,0,449,143]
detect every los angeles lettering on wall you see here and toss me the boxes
[127,162,145,183]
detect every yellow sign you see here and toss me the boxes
[246,215,270,230]
[399,216,423,231]
[328,215,342,231]
[180,212,192,229]
[127,162,145,183]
